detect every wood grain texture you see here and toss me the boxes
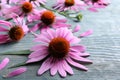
[0,0,120,80]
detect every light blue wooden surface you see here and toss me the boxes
[0,0,120,80]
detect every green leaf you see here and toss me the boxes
[0,50,32,55]
[8,62,28,69]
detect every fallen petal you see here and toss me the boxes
[72,25,80,33]
[80,30,93,38]
[0,58,9,71]
[3,67,27,78]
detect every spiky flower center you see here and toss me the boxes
[65,0,75,7]
[9,26,24,41]
[21,2,33,13]
[41,11,55,25]
[48,37,70,58]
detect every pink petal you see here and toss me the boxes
[30,23,40,32]
[0,58,9,70]
[72,25,80,33]
[46,28,55,39]
[58,60,67,77]
[68,36,81,44]
[0,20,12,27]
[26,54,48,63]
[69,52,92,63]
[40,31,53,40]
[30,44,48,51]
[28,49,48,58]
[0,27,8,32]
[62,60,74,75]
[80,29,93,37]
[88,7,98,12]
[38,58,53,75]
[56,28,69,37]
[66,57,88,71]
[55,18,67,23]
[3,67,27,78]
[0,35,9,44]
[50,61,58,76]
[34,35,50,43]
[70,45,86,53]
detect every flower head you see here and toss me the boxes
[30,10,70,32]
[27,28,92,77]
[7,0,40,22]
[0,18,29,44]
[53,0,85,12]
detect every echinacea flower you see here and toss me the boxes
[53,0,85,12]
[3,67,27,78]
[30,10,70,32]
[84,0,110,12]
[7,0,40,22]
[27,28,92,77]
[0,58,9,71]
[0,17,29,44]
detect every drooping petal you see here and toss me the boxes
[26,54,48,63]
[38,58,53,75]
[28,49,48,58]
[69,52,92,63]
[0,35,9,44]
[66,57,88,71]
[50,60,58,76]
[70,45,86,53]
[0,27,8,32]
[57,60,67,77]
[62,60,74,75]
[0,58,9,70]
[3,67,27,78]
[0,20,12,27]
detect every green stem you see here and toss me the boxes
[40,4,82,22]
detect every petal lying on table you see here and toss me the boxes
[3,67,27,78]
[0,58,10,71]
[80,29,93,38]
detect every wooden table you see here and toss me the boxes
[0,0,120,80]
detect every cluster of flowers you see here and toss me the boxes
[0,0,109,78]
